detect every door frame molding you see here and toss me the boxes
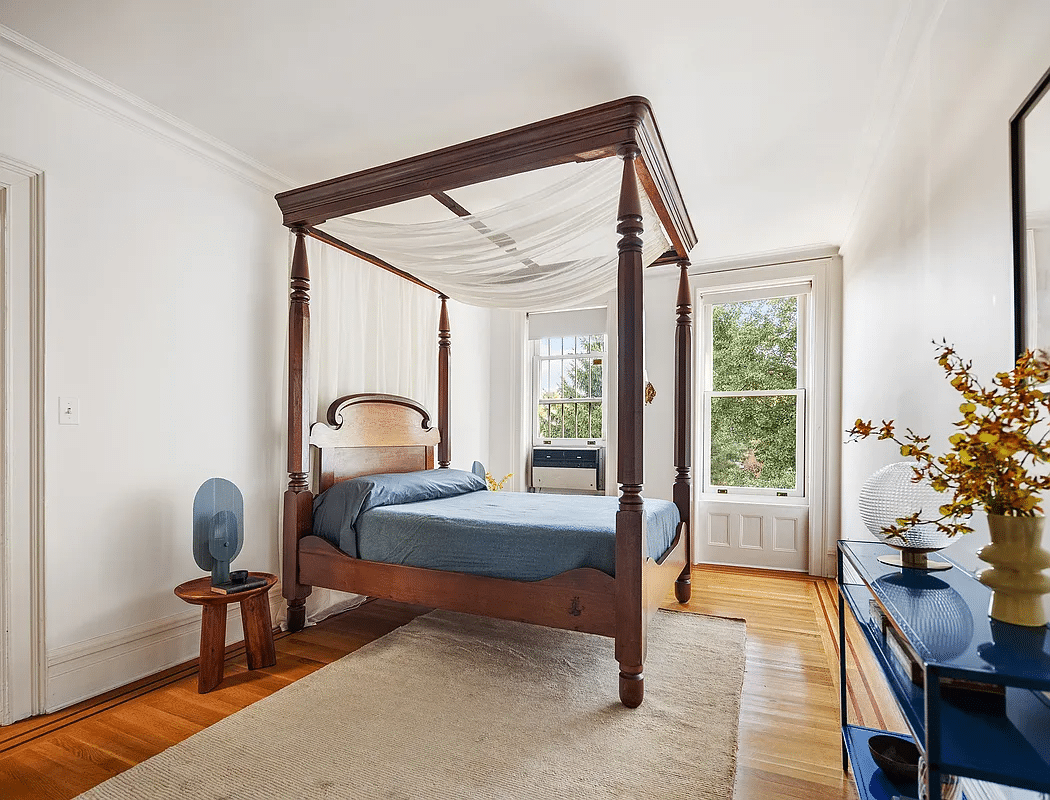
[0,154,46,724]
[690,254,842,577]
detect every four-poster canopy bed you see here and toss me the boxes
[275,96,697,707]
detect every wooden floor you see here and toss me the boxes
[0,565,905,799]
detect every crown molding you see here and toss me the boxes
[644,243,840,277]
[0,25,293,195]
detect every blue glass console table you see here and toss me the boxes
[838,540,1050,800]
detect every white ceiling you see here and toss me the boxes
[0,0,939,263]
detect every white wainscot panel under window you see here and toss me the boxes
[696,500,809,572]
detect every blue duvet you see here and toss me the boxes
[312,469,680,580]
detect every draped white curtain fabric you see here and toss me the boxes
[319,158,670,310]
[291,236,440,624]
[307,236,439,422]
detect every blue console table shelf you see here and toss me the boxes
[838,540,1050,800]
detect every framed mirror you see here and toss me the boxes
[1013,65,1050,357]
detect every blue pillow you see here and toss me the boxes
[313,469,486,557]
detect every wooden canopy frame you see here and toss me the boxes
[275,96,696,707]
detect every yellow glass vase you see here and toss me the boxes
[976,515,1050,627]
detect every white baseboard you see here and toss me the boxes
[46,582,284,712]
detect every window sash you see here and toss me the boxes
[702,389,805,496]
[533,337,606,443]
[701,290,808,392]
[699,287,809,498]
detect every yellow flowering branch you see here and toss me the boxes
[847,341,1050,539]
[485,471,513,492]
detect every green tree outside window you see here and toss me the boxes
[708,297,800,490]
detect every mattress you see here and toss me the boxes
[312,469,680,581]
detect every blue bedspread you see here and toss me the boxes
[312,470,680,581]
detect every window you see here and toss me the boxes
[701,285,808,496]
[533,333,606,442]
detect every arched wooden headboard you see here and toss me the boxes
[309,393,440,493]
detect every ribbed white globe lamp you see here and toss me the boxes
[859,462,954,570]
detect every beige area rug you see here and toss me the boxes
[76,609,746,800]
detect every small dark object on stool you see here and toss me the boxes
[868,733,920,787]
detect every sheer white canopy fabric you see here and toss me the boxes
[319,159,670,311]
[283,236,439,626]
[306,236,438,424]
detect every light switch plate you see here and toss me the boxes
[59,396,79,425]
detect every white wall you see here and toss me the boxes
[0,63,289,708]
[0,49,496,711]
[840,0,1050,574]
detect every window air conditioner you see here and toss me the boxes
[529,446,605,494]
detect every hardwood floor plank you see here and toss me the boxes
[0,569,894,799]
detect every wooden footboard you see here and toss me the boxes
[298,536,617,637]
[645,521,689,612]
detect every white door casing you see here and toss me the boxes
[0,156,45,724]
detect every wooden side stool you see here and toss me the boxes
[174,572,278,693]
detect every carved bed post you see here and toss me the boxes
[614,145,647,708]
[283,226,313,632]
[437,295,451,468]
[673,260,693,603]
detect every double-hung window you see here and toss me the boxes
[701,285,808,497]
[534,334,606,442]
[528,308,607,445]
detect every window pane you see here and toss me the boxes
[592,360,603,398]
[563,336,575,355]
[565,403,577,438]
[550,337,562,356]
[709,395,797,490]
[591,402,603,438]
[538,338,549,357]
[558,360,572,399]
[538,403,551,438]
[711,296,798,391]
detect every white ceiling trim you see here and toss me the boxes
[838,0,950,257]
[671,243,840,276]
[0,24,293,195]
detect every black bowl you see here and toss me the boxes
[868,734,920,787]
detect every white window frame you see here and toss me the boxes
[700,284,810,498]
[532,334,607,446]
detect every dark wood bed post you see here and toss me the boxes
[437,295,451,468]
[614,145,648,709]
[283,226,313,632]
[673,260,693,603]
